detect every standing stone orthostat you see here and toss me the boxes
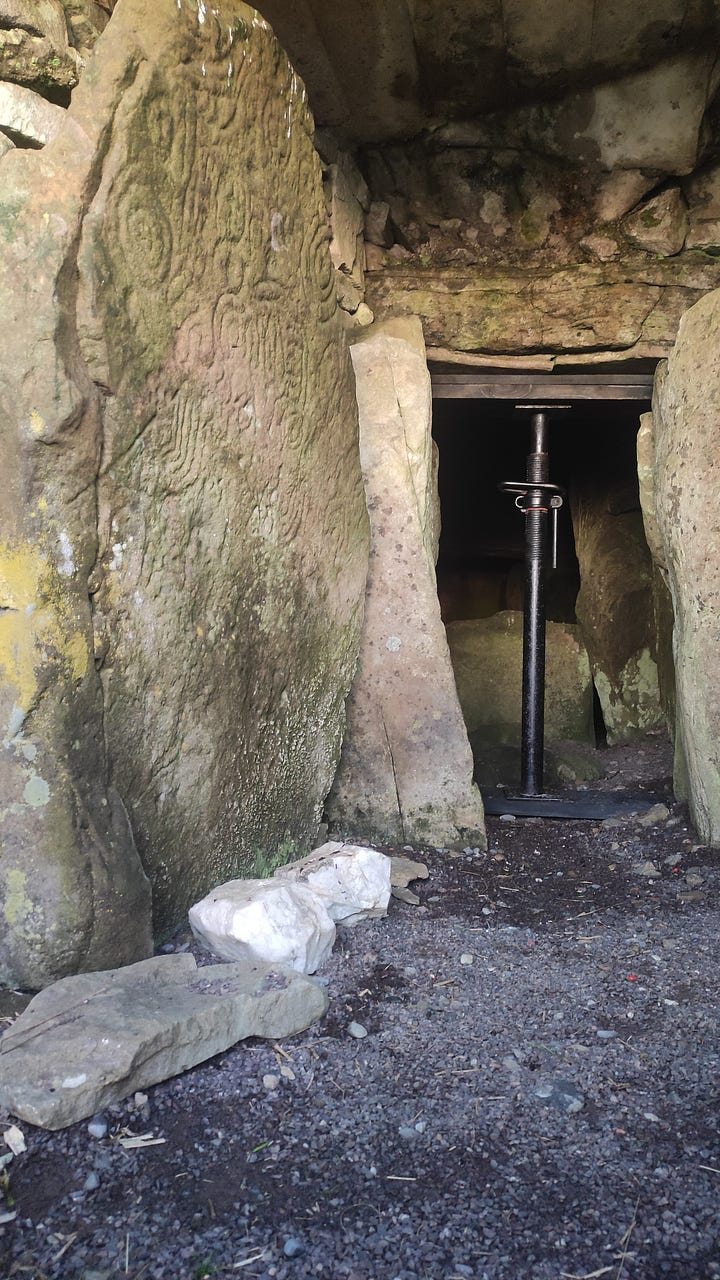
[649,289,720,842]
[326,318,486,848]
[0,0,369,987]
[571,480,663,744]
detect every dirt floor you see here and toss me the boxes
[2,732,720,1280]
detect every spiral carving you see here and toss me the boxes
[115,179,173,285]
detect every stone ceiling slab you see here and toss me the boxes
[431,52,718,174]
[257,0,720,146]
[258,0,423,140]
[408,0,506,119]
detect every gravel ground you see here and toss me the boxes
[2,733,720,1280]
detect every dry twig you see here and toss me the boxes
[615,1195,640,1280]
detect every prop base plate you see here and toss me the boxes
[481,790,659,820]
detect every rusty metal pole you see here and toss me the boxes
[486,404,660,820]
[520,411,549,795]
[498,407,566,796]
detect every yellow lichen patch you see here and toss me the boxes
[29,411,45,437]
[0,541,90,733]
[0,542,45,715]
[66,630,89,682]
[4,868,32,927]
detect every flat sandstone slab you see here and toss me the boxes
[0,954,327,1130]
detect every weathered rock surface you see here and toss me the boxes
[189,879,336,974]
[684,161,720,252]
[323,150,368,316]
[0,1,68,48]
[365,201,393,248]
[572,484,663,744]
[0,0,368,987]
[390,855,429,888]
[62,1,115,57]
[0,954,327,1130]
[595,170,658,222]
[326,153,367,274]
[650,290,720,841]
[637,413,679,752]
[0,80,66,145]
[446,612,594,747]
[274,841,391,925]
[326,318,486,849]
[364,261,720,361]
[623,188,688,257]
[0,2,81,94]
[431,53,715,176]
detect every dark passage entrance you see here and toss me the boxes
[431,368,663,814]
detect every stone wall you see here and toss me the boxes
[335,42,720,362]
[306,127,720,365]
[0,0,369,988]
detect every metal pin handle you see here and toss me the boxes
[550,494,563,570]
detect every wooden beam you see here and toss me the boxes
[430,372,654,401]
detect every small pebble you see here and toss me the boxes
[283,1238,303,1258]
[637,802,670,827]
[398,1125,417,1139]
[533,1078,585,1114]
[348,1021,368,1039]
[597,1029,617,1040]
[87,1116,108,1141]
[499,814,516,823]
[84,1171,100,1192]
[459,953,474,966]
[631,860,661,878]
[677,889,705,903]
[262,1074,280,1090]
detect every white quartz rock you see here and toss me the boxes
[274,841,392,925]
[189,878,336,974]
